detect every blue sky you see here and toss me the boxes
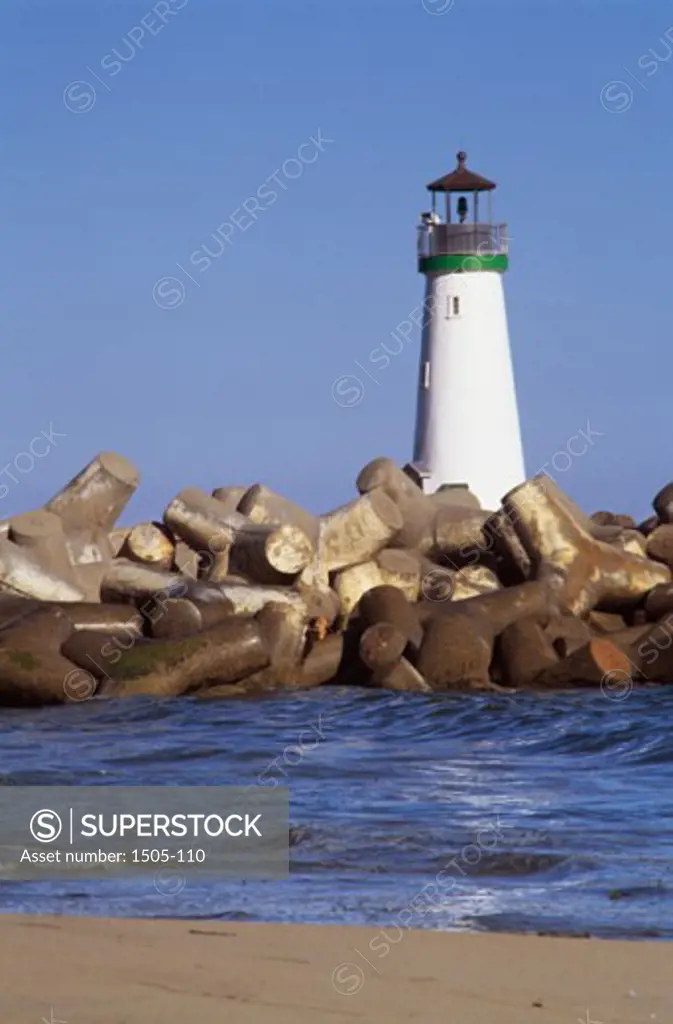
[1,0,671,524]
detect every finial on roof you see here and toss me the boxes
[457,150,467,168]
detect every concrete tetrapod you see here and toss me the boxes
[9,510,75,583]
[359,622,408,674]
[185,581,308,618]
[587,611,628,635]
[53,602,143,635]
[513,475,623,543]
[639,515,659,537]
[94,616,270,698]
[482,508,532,585]
[332,561,384,619]
[417,611,494,690]
[375,549,422,602]
[100,561,188,605]
[534,638,632,688]
[374,656,433,693]
[431,508,491,565]
[619,618,673,683]
[45,453,139,533]
[238,484,320,544]
[108,527,130,557]
[653,481,673,525]
[0,595,43,632]
[172,540,200,579]
[451,566,501,601]
[61,629,143,683]
[497,618,559,687]
[357,457,425,505]
[416,582,554,690]
[357,585,424,681]
[646,525,673,568]
[145,597,236,639]
[503,476,670,616]
[319,489,403,573]
[356,457,435,551]
[294,562,341,624]
[600,624,653,660]
[298,634,344,688]
[253,601,308,687]
[120,523,175,571]
[0,608,84,706]
[611,530,648,559]
[211,485,248,514]
[0,539,86,603]
[228,522,314,586]
[592,511,637,530]
[359,585,423,651]
[545,616,592,658]
[164,488,247,581]
[644,584,673,622]
[430,483,482,512]
[42,455,132,599]
[61,529,116,601]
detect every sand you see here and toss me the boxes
[1,915,671,1023]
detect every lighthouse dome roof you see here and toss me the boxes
[427,151,496,193]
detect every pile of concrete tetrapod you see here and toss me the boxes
[1,452,673,706]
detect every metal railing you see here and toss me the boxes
[417,222,509,259]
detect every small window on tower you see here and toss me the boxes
[452,296,460,316]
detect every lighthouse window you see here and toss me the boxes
[445,295,461,318]
[452,296,460,316]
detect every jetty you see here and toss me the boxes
[0,452,671,705]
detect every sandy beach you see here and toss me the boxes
[0,915,670,1023]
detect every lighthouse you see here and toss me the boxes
[411,151,525,510]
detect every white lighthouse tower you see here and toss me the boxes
[411,151,525,510]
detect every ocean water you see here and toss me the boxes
[1,686,672,939]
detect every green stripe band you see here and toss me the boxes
[419,254,509,274]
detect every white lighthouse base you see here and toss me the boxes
[413,270,525,510]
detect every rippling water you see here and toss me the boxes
[1,686,673,938]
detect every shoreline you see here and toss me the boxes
[1,915,670,1023]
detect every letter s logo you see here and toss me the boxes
[30,809,63,843]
